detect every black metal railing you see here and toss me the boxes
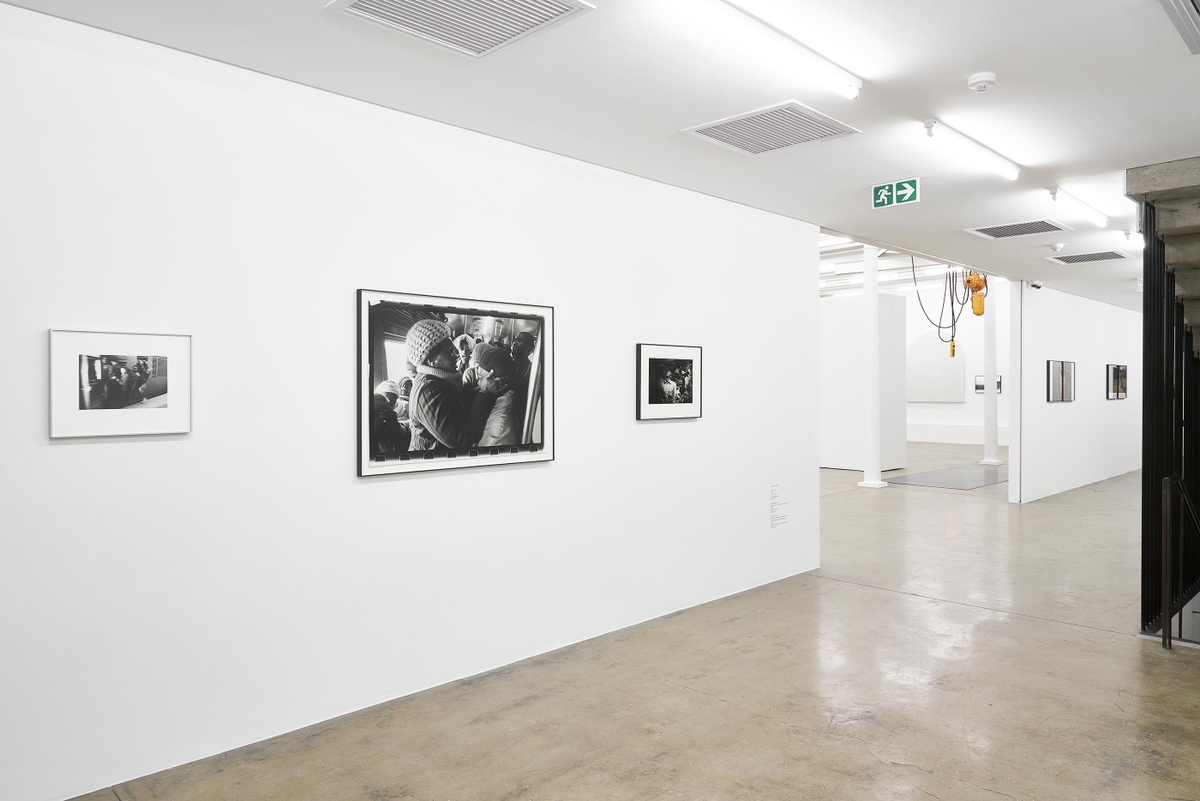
[1143,200,1200,638]
[1160,476,1200,648]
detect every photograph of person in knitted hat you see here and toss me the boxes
[358,290,553,476]
[402,318,512,451]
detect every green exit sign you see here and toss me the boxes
[872,178,921,208]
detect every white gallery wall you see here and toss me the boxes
[900,280,1011,445]
[1015,284,1141,503]
[818,294,907,470]
[0,8,820,801]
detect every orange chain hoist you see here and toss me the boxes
[963,271,988,316]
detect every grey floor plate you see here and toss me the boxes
[885,464,1008,490]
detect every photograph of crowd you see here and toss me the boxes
[636,343,702,420]
[648,359,694,405]
[50,329,191,438]
[78,355,168,410]
[359,290,553,476]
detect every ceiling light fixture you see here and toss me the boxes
[923,119,1019,180]
[1050,187,1108,228]
[716,0,863,99]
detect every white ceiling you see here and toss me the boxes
[9,0,1200,311]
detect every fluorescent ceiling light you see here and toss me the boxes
[1051,187,1108,228]
[820,265,944,287]
[1156,0,1200,54]
[819,234,853,248]
[717,0,863,99]
[923,119,1019,181]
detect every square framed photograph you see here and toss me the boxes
[1107,364,1128,400]
[636,343,702,420]
[49,329,192,438]
[358,289,554,477]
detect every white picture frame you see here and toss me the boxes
[49,329,192,438]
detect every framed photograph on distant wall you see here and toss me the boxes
[1107,364,1128,400]
[1047,359,1075,403]
[49,329,192,438]
[637,343,702,420]
[974,375,1002,394]
[358,289,554,477]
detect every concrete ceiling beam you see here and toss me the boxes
[1172,266,1200,299]
[1155,198,1200,237]
[1127,156,1200,203]
[1182,298,1200,326]
[1165,233,1200,269]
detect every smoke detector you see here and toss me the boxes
[968,72,997,93]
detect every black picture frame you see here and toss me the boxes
[1106,364,1128,400]
[636,343,702,420]
[357,289,554,477]
[1047,359,1075,403]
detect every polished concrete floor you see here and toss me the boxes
[80,444,1200,801]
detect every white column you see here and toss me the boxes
[981,284,1002,465]
[1008,283,1023,503]
[858,246,887,488]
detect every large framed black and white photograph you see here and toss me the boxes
[637,343,702,420]
[1047,359,1075,403]
[358,290,554,477]
[1106,364,1128,400]
[49,329,192,438]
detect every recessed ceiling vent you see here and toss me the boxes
[328,0,594,58]
[964,219,1071,240]
[1045,251,1131,265]
[684,101,859,156]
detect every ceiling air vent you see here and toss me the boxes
[964,219,1071,240]
[1045,251,1131,265]
[328,0,594,58]
[684,101,859,156]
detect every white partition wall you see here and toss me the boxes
[819,294,907,470]
[902,281,1011,445]
[0,8,821,801]
[1015,285,1141,503]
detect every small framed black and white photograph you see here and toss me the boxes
[358,289,554,477]
[1107,364,1128,400]
[636,344,701,420]
[1047,359,1075,403]
[974,375,1002,394]
[49,329,192,438]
